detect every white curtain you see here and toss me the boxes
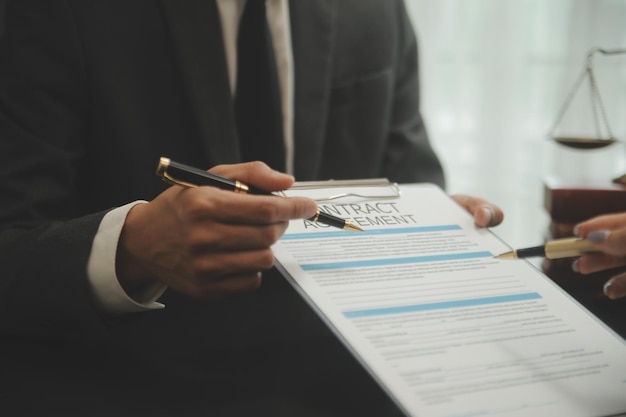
[406,0,626,245]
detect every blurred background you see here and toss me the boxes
[406,0,626,250]
[0,1,624,251]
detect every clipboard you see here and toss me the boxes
[272,182,626,417]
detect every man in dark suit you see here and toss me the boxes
[0,1,503,415]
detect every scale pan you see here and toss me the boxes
[553,136,617,150]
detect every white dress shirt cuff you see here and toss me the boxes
[87,201,167,313]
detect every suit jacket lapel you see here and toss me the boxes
[160,0,239,165]
[289,0,334,180]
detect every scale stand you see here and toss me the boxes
[548,47,626,150]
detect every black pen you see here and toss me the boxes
[156,157,362,232]
[494,237,598,260]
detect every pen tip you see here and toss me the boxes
[494,251,517,260]
[344,221,363,232]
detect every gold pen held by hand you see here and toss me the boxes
[156,157,362,232]
[494,237,598,260]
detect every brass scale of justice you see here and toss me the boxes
[547,47,626,185]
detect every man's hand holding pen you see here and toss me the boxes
[115,161,318,300]
[114,157,505,302]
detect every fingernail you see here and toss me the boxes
[481,206,494,225]
[573,224,580,237]
[603,279,613,297]
[273,170,292,178]
[571,259,580,273]
[587,230,610,243]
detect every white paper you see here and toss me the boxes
[273,183,626,417]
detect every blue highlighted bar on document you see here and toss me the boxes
[343,292,542,318]
[300,251,493,271]
[280,225,462,241]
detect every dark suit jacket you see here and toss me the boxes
[0,0,440,415]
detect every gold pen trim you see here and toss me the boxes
[156,156,170,177]
[157,157,198,188]
[234,181,249,194]
[163,173,197,188]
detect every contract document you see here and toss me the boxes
[273,183,626,417]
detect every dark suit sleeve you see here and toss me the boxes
[383,0,445,187]
[0,0,111,336]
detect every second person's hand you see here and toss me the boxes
[573,212,626,299]
[450,194,504,227]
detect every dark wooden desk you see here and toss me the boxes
[543,259,626,339]
[539,180,626,340]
